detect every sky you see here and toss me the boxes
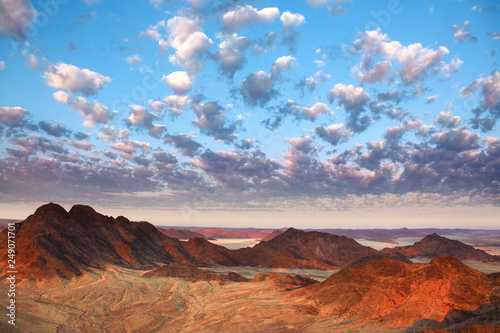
[0,0,499,228]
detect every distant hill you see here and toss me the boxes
[381,233,500,263]
[259,229,285,241]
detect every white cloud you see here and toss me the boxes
[0,106,29,126]
[460,71,500,109]
[271,55,297,75]
[44,63,111,95]
[222,5,279,29]
[162,71,192,94]
[164,95,190,115]
[354,29,450,84]
[355,60,391,83]
[314,123,353,145]
[426,94,439,104]
[328,83,370,106]
[280,11,305,28]
[126,54,142,65]
[0,60,5,70]
[53,90,71,104]
[439,57,463,78]
[302,102,330,120]
[214,33,251,78]
[111,140,151,155]
[54,92,114,127]
[452,21,477,43]
[314,60,326,68]
[0,0,36,39]
[433,111,461,128]
[166,16,212,73]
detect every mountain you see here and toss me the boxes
[303,256,499,327]
[253,228,379,267]
[259,229,285,241]
[158,227,207,239]
[0,204,385,281]
[382,233,500,262]
[0,203,188,280]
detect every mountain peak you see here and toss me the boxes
[69,204,99,218]
[33,202,68,219]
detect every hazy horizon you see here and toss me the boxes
[1,0,499,229]
[2,202,500,229]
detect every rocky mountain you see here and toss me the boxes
[158,227,207,240]
[253,228,379,267]
[0,203,387,281]
[303,256,500,328]
[382,233,500,263]
[0,203,188,280]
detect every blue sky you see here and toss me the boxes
[0,0,499,228]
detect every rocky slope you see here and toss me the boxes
[303,256,500,327]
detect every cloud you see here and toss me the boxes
[0,0,36,39]
[0,60,5,70]
[461,71,500,110]
[98,126,131,142]
[433,111,461,128]
[438,57,463,79]
[353,29,450,84]
[314,123,353,145]
[0,106,29,126]
[280,11,305,28]
[69,141,93,151]
[222,5,279,29]
[471,5,498,13]
[54,92,114,127]
[328,83,372,132]
[149,95,190,116]
[192,149,281,191]
[241,70,277,106]
[126,54,142,65]
[271,55,297,75]
[38,121,72,138]
[164,133,203,157]
[21,50,40,70]
[299,70,331,92]
[426,94,439,104]
[261,99,301,130]
[111,140,151,155]
[280,11,305,50]
[431,127,480,151]
[452,21,477,43]
[125,105,165,138]
[302,102,330,120]
[162,71,192,94]
[166,16,212,73]
[44,63,111,95]
[306,0,330,6]
[192,100,237,142]
[355,60,391,83]
[213,33,250,78]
